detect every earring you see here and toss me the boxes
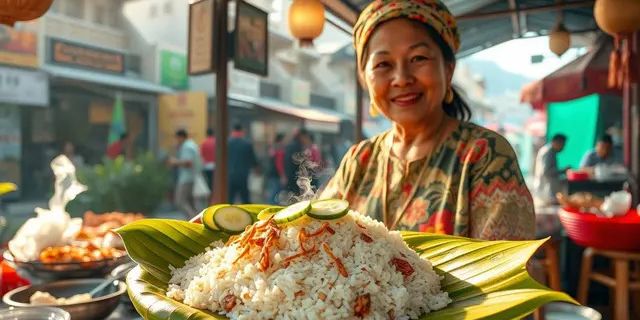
[369,103,379,117]
[445,87,454,104]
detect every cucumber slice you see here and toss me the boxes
[273,200,311,224]
[257,206,284,221]
[308,199,349,220]
[201,204,231,230]
[212,206,254,234]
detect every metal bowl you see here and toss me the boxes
[2,278,126,320]
[544,302,602,320]
[2,250,130,280]
[0,306,70,320]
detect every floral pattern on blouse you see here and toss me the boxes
[320,122,535,240]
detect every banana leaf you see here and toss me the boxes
[117,219,576,320]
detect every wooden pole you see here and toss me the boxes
[213,0,229,204]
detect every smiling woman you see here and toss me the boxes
[319,0,535,241]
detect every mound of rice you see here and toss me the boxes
[167,211,450,319]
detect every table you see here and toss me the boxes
[567,178,627,197]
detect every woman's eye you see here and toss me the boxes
[373,61,390,69]
[411,55,428,62]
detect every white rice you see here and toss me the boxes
[167,211,450,319]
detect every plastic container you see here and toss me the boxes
[559,207,640,251]
[567,171,590,181]
[0,307,70,320]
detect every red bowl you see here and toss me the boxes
[558,207,640,251]
[567,171,590,181]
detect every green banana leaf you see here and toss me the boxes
[117,219,576,320]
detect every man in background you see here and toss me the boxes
[200,128,216,191]
[284,128,313,196]
[169,129,200,218]
[580,134,622,168]
[227,124,258,203]
[533,134,568,205]
[266,133,287,204]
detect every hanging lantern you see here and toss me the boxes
[594,0,640,35]
[288,0,325,47]
[0,0,54,26]
[549,23,571,57]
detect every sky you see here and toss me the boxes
[469,36,588,79]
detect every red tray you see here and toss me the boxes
[558,207,640,251]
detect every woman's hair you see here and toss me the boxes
[361,18,472,121]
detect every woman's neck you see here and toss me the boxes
[390,113,452,161]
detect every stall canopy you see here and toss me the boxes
[326,0,598,57]
[520,36,621,109]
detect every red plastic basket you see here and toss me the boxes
[558,207,640,251]
[567,171,590,181]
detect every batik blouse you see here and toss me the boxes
[320,122,535,240]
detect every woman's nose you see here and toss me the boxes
[391,62,414,87]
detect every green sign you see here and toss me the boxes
[160,50,188,89]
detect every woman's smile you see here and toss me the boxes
[390,92,424,107]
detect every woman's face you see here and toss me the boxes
[364,18,453,127]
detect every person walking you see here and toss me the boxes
[266,133,287,204]
[533,134,568,205]
[169,129,202,218]
[200,128,216,191]
[227,124,258,203]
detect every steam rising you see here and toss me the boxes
[284,150,319,204]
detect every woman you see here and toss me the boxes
[320,0,535,240]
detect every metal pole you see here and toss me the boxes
[213,0,229,204]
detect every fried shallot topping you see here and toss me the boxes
[322,242,348,277]
[354,293,371,318]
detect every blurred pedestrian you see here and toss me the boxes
[228,124,258,203]
[580,134,622,168]
[106,132,130,160]
[200,128,216,191]
[168,129,204,218]
[266,133,287,204]
[533,134,568,205]
[62,141,84,168]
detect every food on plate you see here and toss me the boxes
[30,291,92,305]
[166,200,450,319]
[39,244,125,264]
[556,192,603,212]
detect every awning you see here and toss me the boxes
[520,36,621,108]
[228,93,348,124]
[42,64,173,94]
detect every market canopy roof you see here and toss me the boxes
[325,0,599,56]
[519,35,621,109]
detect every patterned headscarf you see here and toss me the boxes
[353,0,460,71]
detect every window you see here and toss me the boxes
[65,0,84,19]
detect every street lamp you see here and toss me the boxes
[288,0,325,47]
[594,0,640,35]
[0,0,54,26]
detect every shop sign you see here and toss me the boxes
[229,69,259,97]
[49,38,124,74]
[0,66,48,106]
[0,25,38,68]
[158,92,208,152]
[160,50,189,90]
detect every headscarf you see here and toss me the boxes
[353,0,460,71]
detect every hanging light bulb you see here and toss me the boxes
[0,0,54,26]
[549,22,571,57]
[288,0,325,47]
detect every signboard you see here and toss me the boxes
[0,25,38,68]
[160,50,189,90]
[0,66,49,106]
[234,0,268,76]
[50,38,125,74]
[188,0,216,75]
[158,92,207,152]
